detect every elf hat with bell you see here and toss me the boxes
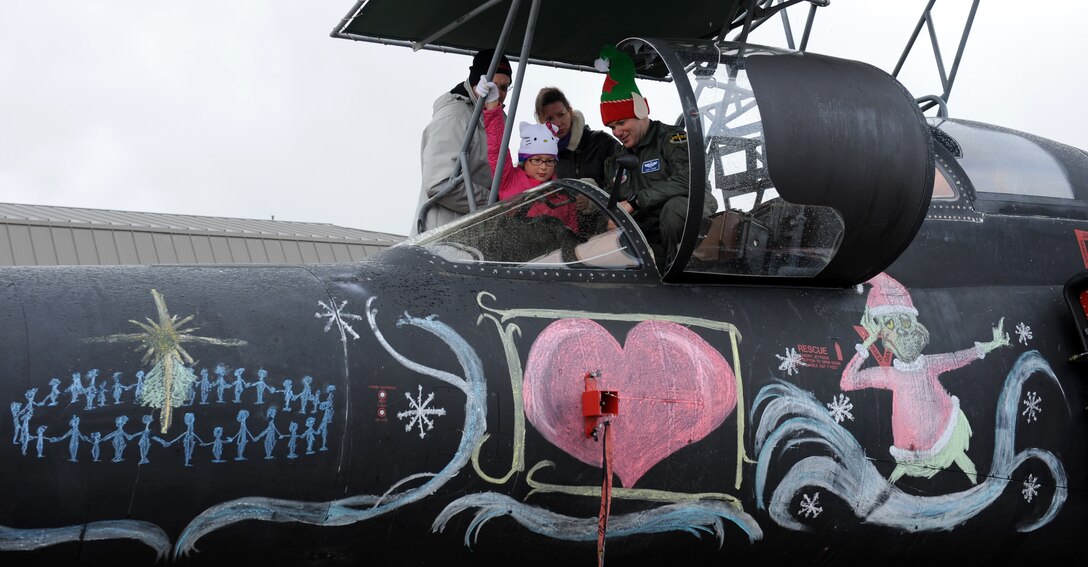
[595,44,649,125]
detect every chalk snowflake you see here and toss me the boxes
[316,299,362,344]
[776,347,807,376]
[397,385,447,439]
[1022,474,1039,503]
[799,492,823,519]
[1015,322,1032,345]
[1022,391,1042,423]
[826,393,855,423]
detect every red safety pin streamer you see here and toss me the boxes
[581,371,618,567]
[597,419,614,567]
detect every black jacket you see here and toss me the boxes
[556,110,622,190]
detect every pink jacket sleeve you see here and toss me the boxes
[484,107,521,201]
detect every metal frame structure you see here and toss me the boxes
[720,0,828,51]
[720,0,981,118]
[412,0,526,234]
[330,0,605,74]
[892,0,981,116]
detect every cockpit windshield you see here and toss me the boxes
[408,183,642,270]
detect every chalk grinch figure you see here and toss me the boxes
[841,272,1010,484]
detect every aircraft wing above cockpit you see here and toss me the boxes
[333,0,762,72]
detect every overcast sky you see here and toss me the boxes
[2,1,1085,237]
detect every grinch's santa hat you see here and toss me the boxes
[594,44,649,125]
[863,272,917,318]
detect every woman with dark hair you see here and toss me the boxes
[534,87,621,190]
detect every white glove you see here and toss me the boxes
[474,76,499,103]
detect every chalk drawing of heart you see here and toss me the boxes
[523,318,736,487]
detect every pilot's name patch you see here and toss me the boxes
[641,159,661,173]
[669,132,687,144]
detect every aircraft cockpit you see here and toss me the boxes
[405,38,935,287]
[927,117,1088,220]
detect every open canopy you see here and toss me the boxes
[333,0,755,71]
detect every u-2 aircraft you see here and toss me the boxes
[3,1,1086,565]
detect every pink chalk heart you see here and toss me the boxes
[523,318,736,487]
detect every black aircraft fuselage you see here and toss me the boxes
[2,40,1087,567]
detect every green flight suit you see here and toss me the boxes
[604,120,716,270]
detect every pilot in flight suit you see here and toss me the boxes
[597,45,716,271]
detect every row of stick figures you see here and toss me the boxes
[12,366,332,413]
[12,404,335,466]
[10,368,336,466]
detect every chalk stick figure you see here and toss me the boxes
[281,379,295,412]
[83,370,99,410]
[102,415,131,462]
[130,415,154,464]
[15,391,38,447]
[302,417,318,455]
[250,368,277,404]
[90,432,103,462]
[214,364,229,403]
[204,426,231,463]
[20,416,38,456]
[54,415,90,462]
[297,376,315,414]
[67,372,85,404]
[10,402,23,444]
[283,422,299,459]
[253,406,282,460]
[133,370,146,404]
[233,409,256,461]
[230,368,247,403]
[317,386,336,452]
[156,412,203,467]
[44,378,61,406]
[33,426,48,458]
[198,368,212,405]
[111,372,126,405]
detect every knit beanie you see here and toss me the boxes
[468,49,513,83]
[594,44,649,125]
[517,121,560,162]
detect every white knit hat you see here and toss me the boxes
[517,121,560,162]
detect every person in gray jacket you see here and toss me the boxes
[414,49,512,235]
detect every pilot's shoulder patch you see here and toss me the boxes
[669,132,687,144]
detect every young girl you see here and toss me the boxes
[476,77,578,229]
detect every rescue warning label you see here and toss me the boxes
[795,343,843,370]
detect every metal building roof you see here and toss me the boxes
[0,202,405,266]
